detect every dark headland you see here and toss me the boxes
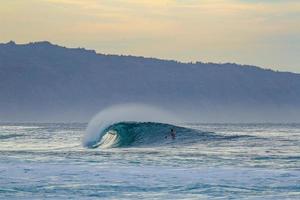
[1,41,299,122]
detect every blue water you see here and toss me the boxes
[1,122,300,199]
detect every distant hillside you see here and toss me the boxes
[0,41,300,122]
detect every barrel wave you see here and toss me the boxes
[82,104,179,148]
[84,121,200,148]
[82,104,251,149]
[83,120,250,148]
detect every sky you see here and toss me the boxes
[0,0,299,72]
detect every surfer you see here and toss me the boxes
[165,128,176,139]
[170,128,176,139]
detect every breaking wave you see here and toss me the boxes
[82,104,250,148]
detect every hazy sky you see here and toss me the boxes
[0,0,299,72]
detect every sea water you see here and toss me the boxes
[0,123,300,199]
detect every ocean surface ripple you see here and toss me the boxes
[1,122,300,199]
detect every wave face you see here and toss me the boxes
[83,121,248,148]
[85,121,201,148]
[82,104,180,148]
[82,104,249,148]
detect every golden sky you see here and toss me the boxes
[0,0,299,72]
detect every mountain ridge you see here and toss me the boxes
[0,41,299,122]
[3,40,297,74]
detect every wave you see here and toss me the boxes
[84,121,192,148]
[83,121,251,148]
[82,104,180,148]
[82,104,251,149]
[0,133,24,140]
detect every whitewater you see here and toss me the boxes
[1,106,300,199]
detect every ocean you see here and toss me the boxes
[1,122,299,199]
